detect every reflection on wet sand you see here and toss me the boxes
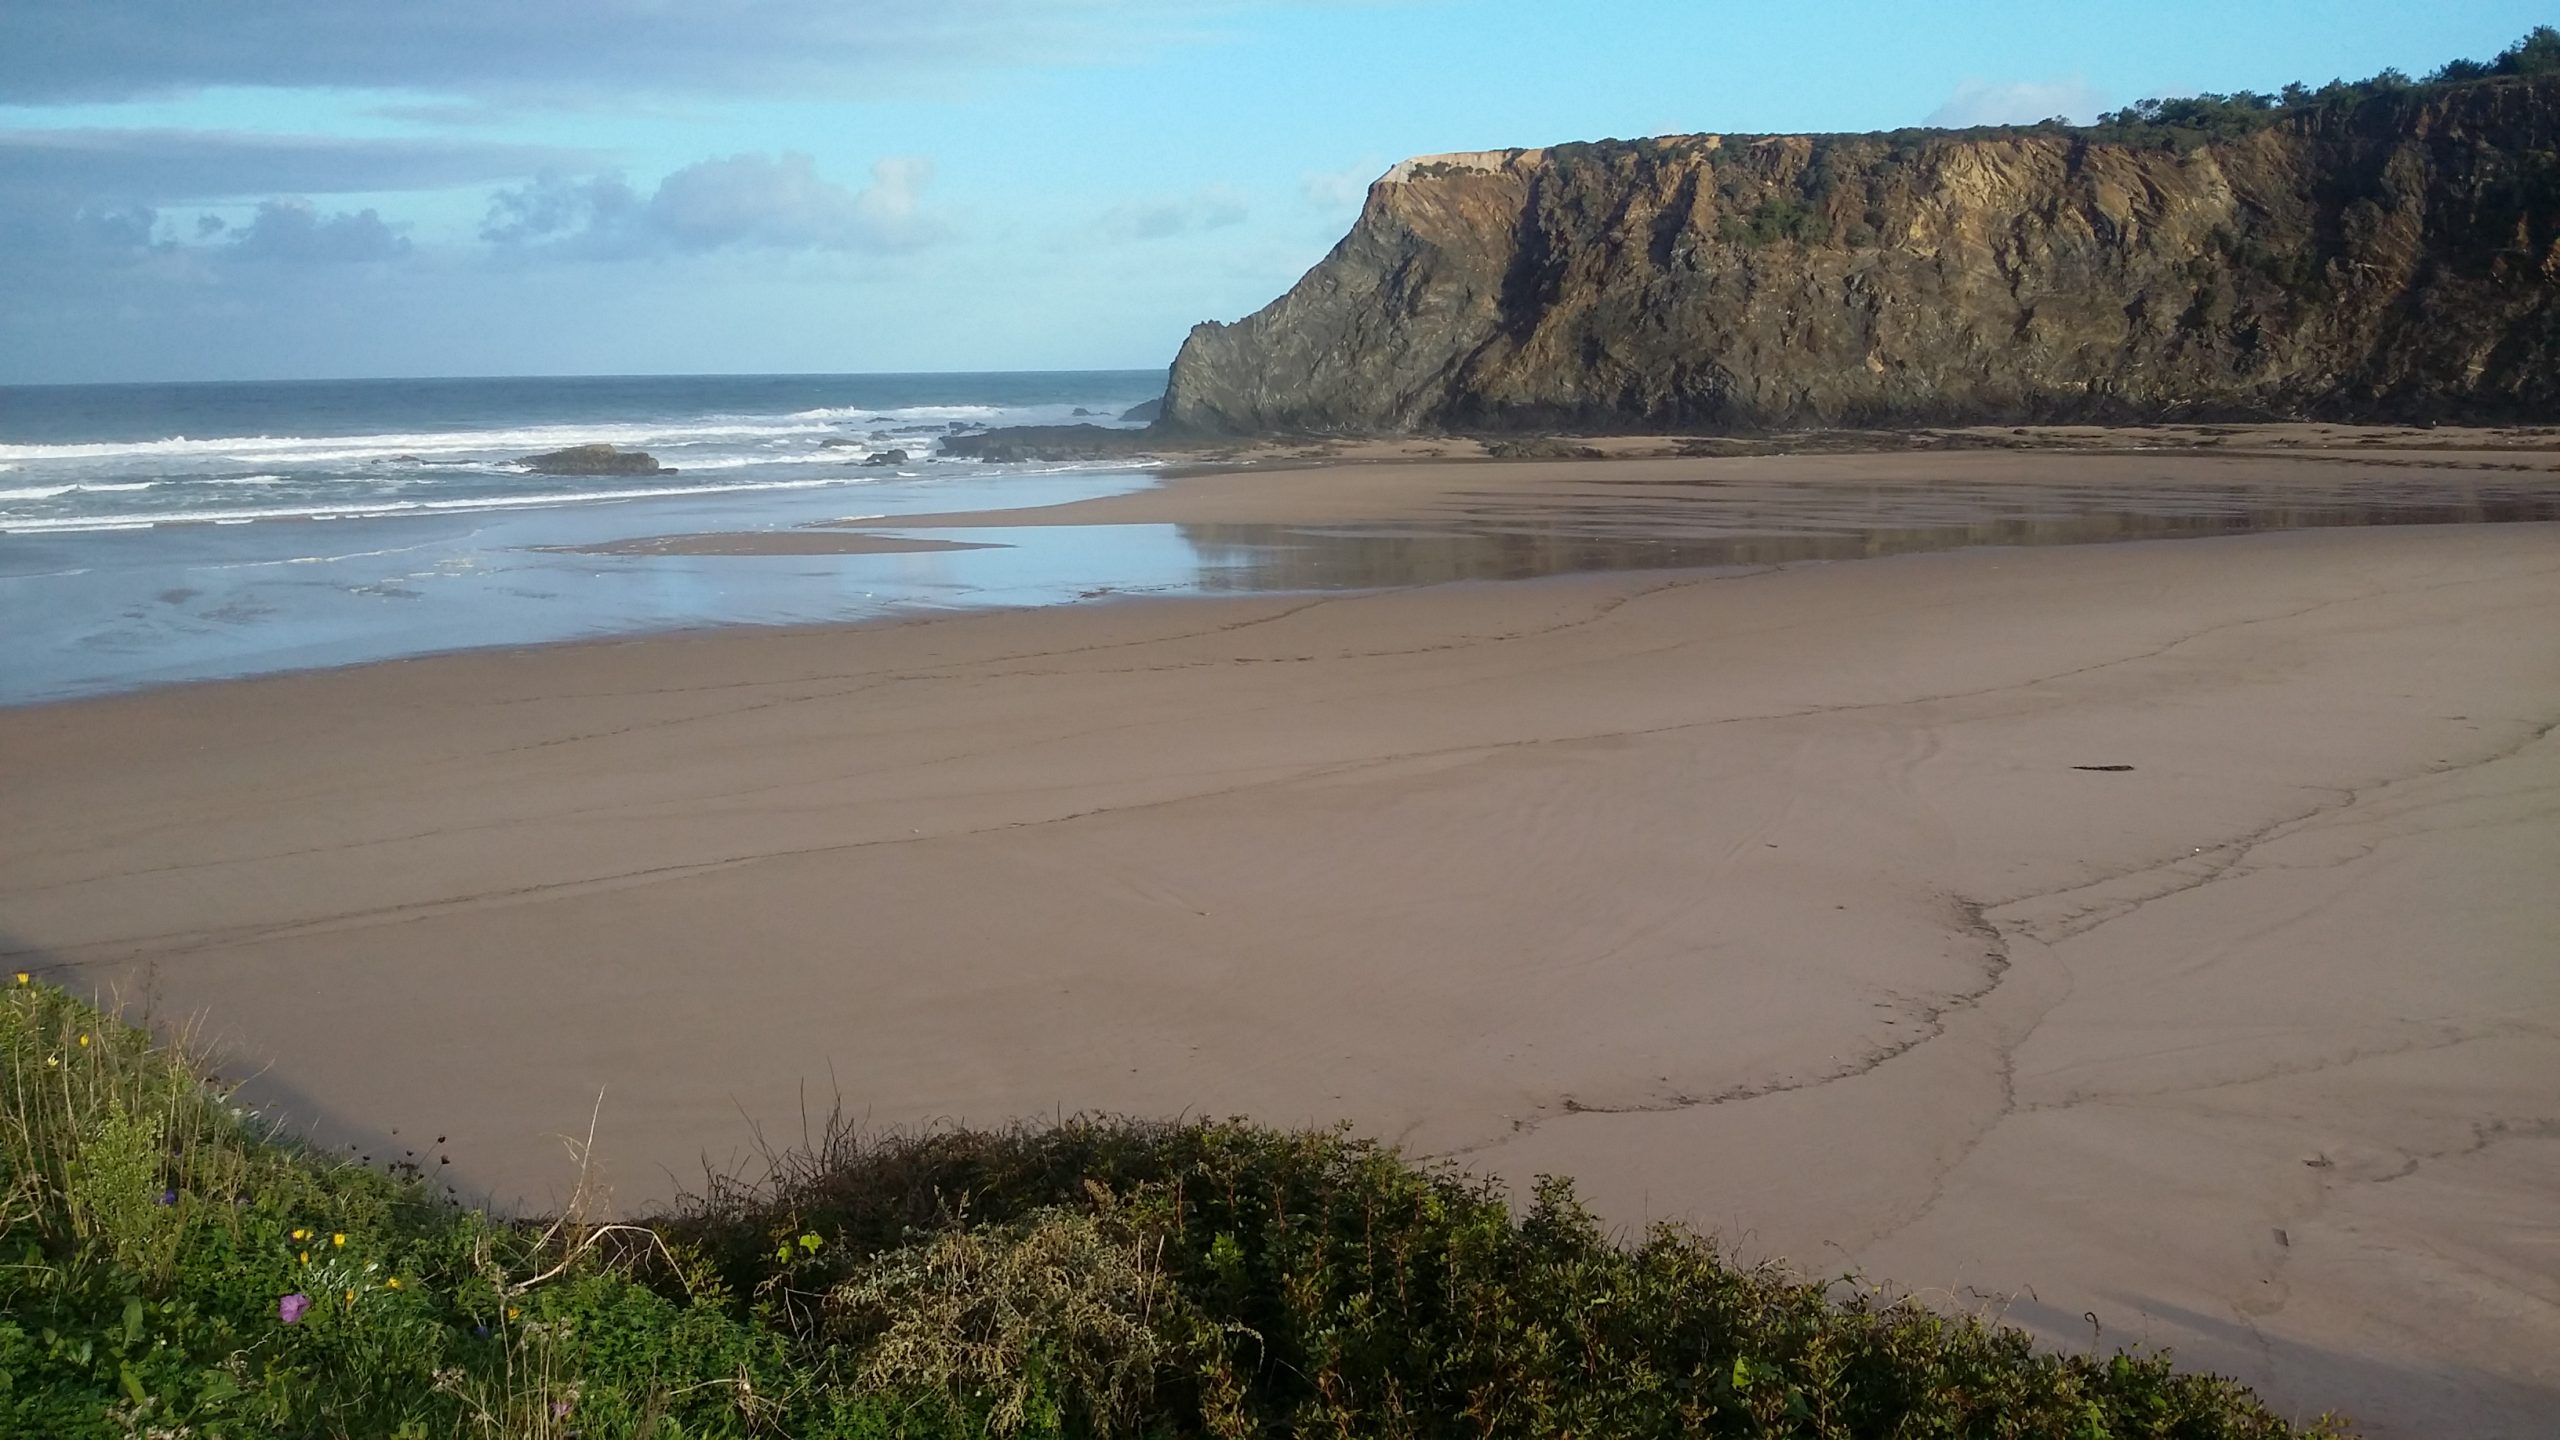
[1178,473,2560,590]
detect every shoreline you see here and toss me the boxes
[2,445,2555,1434]
[5,440,2560,1424]
[9,424,2560,709]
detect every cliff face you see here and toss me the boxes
[1163,78,2560,433]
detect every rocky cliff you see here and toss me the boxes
[1162,77,2560,433]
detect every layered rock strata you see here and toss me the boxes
[1162,78,2560,432]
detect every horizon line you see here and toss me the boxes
[0,364,1176,392]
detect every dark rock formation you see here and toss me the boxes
[1163,76,2560,433]
[520,444,671,475]
[862,449,909,466]
[941,425,1167,464]
[1120,396,1165,424]
[1483,437,1605,459]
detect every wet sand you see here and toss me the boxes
[2,444,2555,1437]
[878,433,2560,533]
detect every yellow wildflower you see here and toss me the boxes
[11,972,27,986]
[298,1251,309,1265]
[77,1033,90,1048]
[385,1277,403,1290]
[332,1233,346,1248]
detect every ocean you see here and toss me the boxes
[0,372,1164,535]
[0,371,1181,704]
[10,372,2558,707]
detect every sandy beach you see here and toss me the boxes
[2,445,2554,1436]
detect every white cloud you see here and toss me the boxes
[481,153,948,258]
[1093,187,1249,243]
[1298,162,1380,214]
[228,199,410,263]
[1923,77,2110,128]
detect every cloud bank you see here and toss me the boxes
[0,0,1310,105]
[482,153,947,258]
[226,201,411,264]
[1093,189,1250,243]
[0,131,491,273]
[0,129,597,204]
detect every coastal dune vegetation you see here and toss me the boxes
[3,977,2348,1437]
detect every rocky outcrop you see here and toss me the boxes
[940,425,1168,463]
[1162,77,2560,433]
[520,444,671,475]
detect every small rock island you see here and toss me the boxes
[519,443,672,475]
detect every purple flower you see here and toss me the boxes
[279,1293,312,1324]
[551,1399,573,1419]
[156,1187,178,1206]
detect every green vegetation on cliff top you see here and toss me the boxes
[2076,24,2560,149]
[1523,26,2560,162]
[3,976,2350,1437]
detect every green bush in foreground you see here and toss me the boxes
[2,976,2351,1438]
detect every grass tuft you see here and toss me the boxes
[2,977,2355,1437]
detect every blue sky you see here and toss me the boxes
[0,1,2547,383]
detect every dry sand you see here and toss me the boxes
[2,448,2555,1436]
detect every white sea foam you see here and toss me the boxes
[667,449,911,471]
[0,473,881,535]
[404,476,863,511]
[0,401,1100,469]
[0,418,832,466]
[248,540,448,569]
[0,481,157,502]
[0,389,1159,544]
[785,403,1006,422]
